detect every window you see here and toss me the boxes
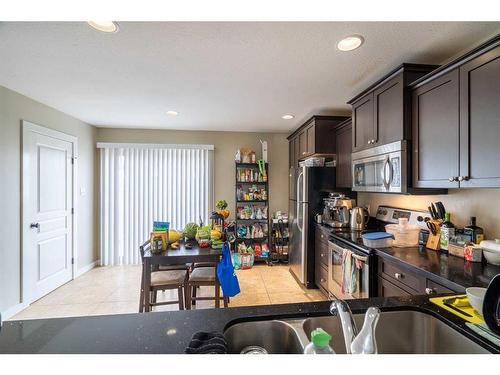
[98,143,214,265]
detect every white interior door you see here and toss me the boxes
[23,122,75,303]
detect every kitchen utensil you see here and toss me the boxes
[428,206,436,220]
[429,295,484,324]
[430,203,439,220]
[483,274,500,335]
[435,201,446,220]
[480,239,500,265]
[350,207,369,231]
[361,232,394,248]
[466,287,487,316]
[426,221,438,235]
[385,218,420,247]
[443,297,473,318]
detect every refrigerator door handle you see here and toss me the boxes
[296,171,304,232]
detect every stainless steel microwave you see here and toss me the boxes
[352,140,407,193]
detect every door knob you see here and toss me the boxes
[394,273,403,280]
[30,223,40,229]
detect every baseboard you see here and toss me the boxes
[75,259,100,278]
[1,302,29,321]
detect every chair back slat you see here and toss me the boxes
[139,240,151,261]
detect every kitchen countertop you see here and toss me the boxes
[317,222,500,291]
[1,295,499,353]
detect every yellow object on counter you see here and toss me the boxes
[429,295,484,324]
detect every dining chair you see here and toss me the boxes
[139,240,189,312]
[186,266,229,309]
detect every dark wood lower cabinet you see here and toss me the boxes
[314,225,330,295]
[377,255,461,297]
[378,276,412,297]
[315,264,329,294]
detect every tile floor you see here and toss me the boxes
[11,263,327,320]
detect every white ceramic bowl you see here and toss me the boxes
[483,249,500,265]
[466,287,487,315]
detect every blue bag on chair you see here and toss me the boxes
[217,242,241,297]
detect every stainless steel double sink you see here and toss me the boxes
[224,310,490,354]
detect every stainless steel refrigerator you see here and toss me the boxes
[289,165,336,288]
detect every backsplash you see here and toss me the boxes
[358,189,500,239]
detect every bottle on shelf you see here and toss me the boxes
[440,212,456,253]
[464,216,484,245]
[303,328,335,354]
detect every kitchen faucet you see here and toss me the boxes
[330,300,380,354]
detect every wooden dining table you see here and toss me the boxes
[141,241,223,312]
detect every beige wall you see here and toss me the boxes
[0,85,98,315]
[96,128,290,223]
[358,189,500,239]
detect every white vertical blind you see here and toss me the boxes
[99,144,214,266]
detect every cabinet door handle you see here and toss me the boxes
[448,176,457,182]
[458,176,469,182]
[30,223,40,229]
[302,151,306,155]
[320,278,326,283]
[320,253,325,257]
[394,272,403,280]
[425,287,436,295]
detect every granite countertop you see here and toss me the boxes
[317,222,500,290]
[1,295,498,354]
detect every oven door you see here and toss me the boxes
[328,240,369,300]
[351,140,406,193]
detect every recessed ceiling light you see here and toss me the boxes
[166,110,179,116]
[282,114,295,120]
[337,35,364,52]
[87,21,119,33]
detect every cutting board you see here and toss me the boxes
[429,295,484,324]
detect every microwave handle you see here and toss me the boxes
[383,157,392,190]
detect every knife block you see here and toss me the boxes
[426,220,441,251]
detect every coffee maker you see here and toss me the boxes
[322,193,356,228]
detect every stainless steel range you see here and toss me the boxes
[326,205,430,300]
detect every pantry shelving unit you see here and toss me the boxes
[235,162,270,263]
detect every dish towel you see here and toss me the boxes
[465,323,500,347]
[185,331,228,354]
[341,249,356,294]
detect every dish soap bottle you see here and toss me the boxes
[303,328,335,354]
[440,212,455,253]
[464,216,484,245]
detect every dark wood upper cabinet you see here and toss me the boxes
[373,74,404,145]
[335,119,352,188]
[298,130,306,159]
[288,134,296,168]
[412,70,460,188]
[287,116,349,167]
[348,64,438,154]
[459,45,500,187]
[351,93,374,152]
[305,122,315,156]
[411,36,500,188]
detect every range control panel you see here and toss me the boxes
[375,205,431,230]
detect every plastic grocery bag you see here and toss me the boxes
[231,252,241,270]
[217,242,241,297]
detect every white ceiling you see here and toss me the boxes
[1,22,499,132]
